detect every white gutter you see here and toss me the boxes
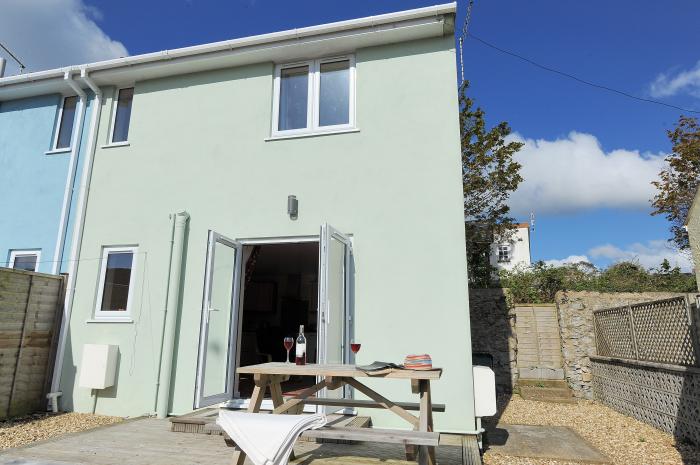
[156,211,190,418]
[0,3,455,89]
[51,73,87,274]
[49,69,103,399]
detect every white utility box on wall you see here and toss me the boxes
[473,365,497,417]
[78,344,119,389]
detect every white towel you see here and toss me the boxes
[217,411,327,465]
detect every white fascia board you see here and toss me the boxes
[0,3,455,101]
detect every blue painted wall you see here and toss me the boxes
[0,93,93,274]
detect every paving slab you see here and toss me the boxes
[487,424,610,463]
[0,418,468,465]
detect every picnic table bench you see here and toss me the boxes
[224,362,443,465]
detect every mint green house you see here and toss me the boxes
[1,3,475,433]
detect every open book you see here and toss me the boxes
[356,361,403,375]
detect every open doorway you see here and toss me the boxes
[235,241,319,398]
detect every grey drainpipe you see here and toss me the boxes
[156,211,190,418]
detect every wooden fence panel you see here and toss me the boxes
[0,268,65,419]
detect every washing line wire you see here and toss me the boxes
[466,33,700,114]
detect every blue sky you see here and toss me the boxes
[2,0,700,270]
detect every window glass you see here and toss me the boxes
[278,66,309,131]
[498,245,511,263]
[319,60,350,127]
[112,88,134,143]
[100,251,134,311]
[12,254,38,271]
[56,96,78,149]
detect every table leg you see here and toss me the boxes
[418,380,436,465]
[232,374,270,465]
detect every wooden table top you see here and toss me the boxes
[237,362,442,380]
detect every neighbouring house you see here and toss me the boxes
[0,66,95,274]
[685,187,700,288]
[490,222,531,271]
[0,3,476,434]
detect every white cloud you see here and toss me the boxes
[507,132,667,216]
[544,255,591,267]
[0,0,128,76]
[589,240,692,272]
[649,61,700,99]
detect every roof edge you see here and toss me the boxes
[0,3,456,90]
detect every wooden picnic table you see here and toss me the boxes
[227,362,443,465]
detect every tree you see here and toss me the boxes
[651,116,700,250]
[460,81,524,286]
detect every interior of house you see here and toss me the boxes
[236,241,319,398]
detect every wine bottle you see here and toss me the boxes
[295,325,307,365]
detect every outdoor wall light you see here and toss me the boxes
[287,195,298,220]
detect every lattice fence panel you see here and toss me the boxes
[593,306,636,359]
[593,297,699,366]
[632,298,697,366]
[592,359,700,445]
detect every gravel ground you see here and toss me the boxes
[483,395,700,465]
[0,412,122,450]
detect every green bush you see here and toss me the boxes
[498,259,697,304]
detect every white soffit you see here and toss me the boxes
[0,3,455,101]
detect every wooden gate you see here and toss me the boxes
[515,305,565,380]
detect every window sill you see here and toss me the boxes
[265,128,359,141]
[45,148,72,155]
[101,142,130,149]
[86,317,134,324]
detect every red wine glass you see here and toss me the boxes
[350,341,361,355]
[283,337,294,363]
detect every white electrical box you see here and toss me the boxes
[79,344,119,389]
[473,365,497,417]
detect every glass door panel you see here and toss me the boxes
[318,224,353,407]
[195,232,241,408]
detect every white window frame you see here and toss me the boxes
[9,249,41,272]
[51,96,77,151]
[271,55,356,138]
[108,87,134,145]
[498,244,511,263]
[94,246,138,320]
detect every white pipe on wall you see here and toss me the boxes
[49,70,103,399]
[51,73,87,275]
[156,211,190,418]
[153,214,177,414]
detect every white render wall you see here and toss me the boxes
[491,225,531,271]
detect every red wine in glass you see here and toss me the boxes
[283,337,294,364]
[350,342,361,354]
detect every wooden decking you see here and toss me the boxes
[0,417,479,465]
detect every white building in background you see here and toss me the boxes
[491,223,531,271]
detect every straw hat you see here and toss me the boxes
[404,354,433,370]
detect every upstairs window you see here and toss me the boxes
[273,56,355,137]
[95,246,137,318]
[53,96,78,150]
[110,87,134,143]
[498,245,511,263]
[9,250,41,272]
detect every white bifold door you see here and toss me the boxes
[317,223,354,406]
[195,232,242,408]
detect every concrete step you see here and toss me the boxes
[518,382,577,404]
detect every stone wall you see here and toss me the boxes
[469,288,517,391]
[554,291,687,399]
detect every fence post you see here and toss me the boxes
[7,274,34,417]
[627,303,640,361]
